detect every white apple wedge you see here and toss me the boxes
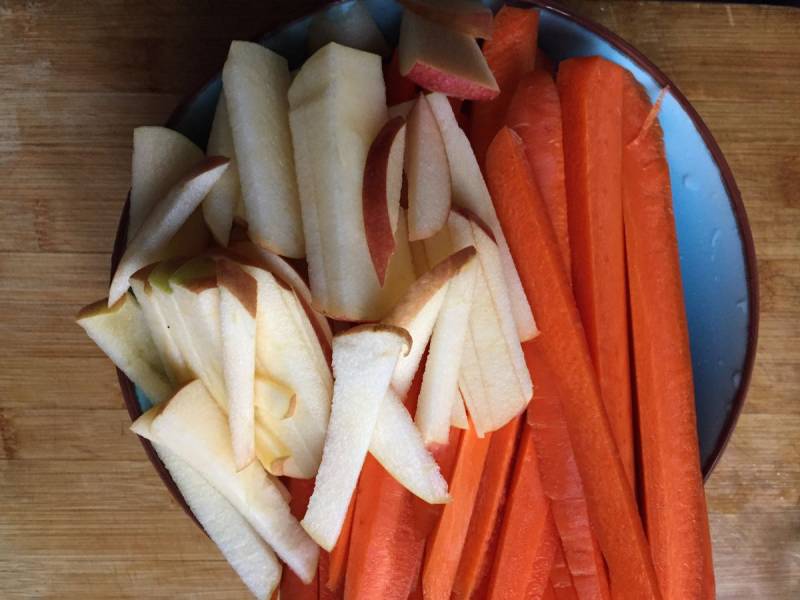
[363,116,406,285]
[425,92,538,341]
[406,94,451,241]
[302,324,411,551]
[218,259,258,471]
[109,157,229,305]
[451,387,468,429]
[131,380,319,583]
[77,294,172,405]
[154,443,282,600]
[398,0,494,39]
[308,0,390,57]
[398,10,498,101]
[223,41,304,258]
[416,250,478,445]
[203,92,242,246]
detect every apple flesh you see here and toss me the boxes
[308,0,389,57]
[131,380,319,583]
[302,324,410,551]
[451,387,468,429]
[405,94,451,241]
[398,10,498,101]
[76,293,172,405]
[363,116,406,285]
[155,443,282,599]
[425,92,538,341]
[203,91,242,247]
[398,0,494,39]
[223,41,304,258]
[109,156,229,305]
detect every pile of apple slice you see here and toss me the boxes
[77,2,538,598]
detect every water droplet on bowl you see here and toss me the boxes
[682,174,700,191]
[731,370,742,389]
[736,299,747,314]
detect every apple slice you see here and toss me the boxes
[154,443,282,599]
[398,0,493,39]
[406,94,451,241]
[451,387,468,429]
[109,157,229,305]
[425,92,538,341]
[223,41,304,258]
[77,293,172,405]
[416,249,479,444]
[398,10,498,101]
[302,324,411,550]
[218,259,258,471]
[203,91,242,246]
[308,0,390,57]
[132,381,319,583]
[387,99,415,120]
[363,116,406,285]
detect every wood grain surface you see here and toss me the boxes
[1,1,797,598]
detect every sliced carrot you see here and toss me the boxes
[622,74,715,599]
[423,421,492,600]
[557,56,635,489]
[281,478,318,600]
[486,127,661,598]
[506,69,571,277]
[325,495,355,593]
[550,538,579,600]
[317,552,338,600]
[385,48,419,106]
[486,425,558,600]
[470,6,539,166]
[453,416,522,598]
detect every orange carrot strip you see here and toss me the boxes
[486,127,660,599]
[557,56,635,489]
[281,478,318,600]
[325,496,355,593]
[317,552,337,600]
[470,6,539,166]
[453,416,522,598]
[622,74,715,600]
[423,421,492,600]
[506,69,571,277]
[385,49,419,106]
[486,425,558,600]
[550,538,579,600]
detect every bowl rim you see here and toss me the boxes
[113,0,759,520]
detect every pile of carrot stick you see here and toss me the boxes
[282,6,714,599]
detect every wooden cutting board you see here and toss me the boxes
[0,1,797,598]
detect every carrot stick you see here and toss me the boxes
[506,68,571,279]
[423,421,492,600]
[470,6,539,167]
[385,49,418,106]
[486,425,559,600]
[486,127,661,598]
[317,552,337,600]
[453,416,522,598]
[281,478,318,600]
[557,56,635,489]
[325,496,355,593]
[550,538,579,600]
[622,74,715,600]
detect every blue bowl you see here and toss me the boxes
[114,0,758,514]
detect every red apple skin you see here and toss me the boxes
[398,0,494,39]
[363,116,407,285]
[404,61,500,101]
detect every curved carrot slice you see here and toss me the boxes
[281,478,318,600]
[453,416,522,598]
[470,6,539,167]
[486,425,558,600]
[486,127,660,599]
[550,538,579,600]
[557,56,635,490]
[622,74,715,600]
[506,69,571,277]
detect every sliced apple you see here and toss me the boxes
[451,387,468,429]
[77,293,172,405]
[398,10,498,101]
[308,0,390,57]
[406,94,451,241]
[302,324,410,551]
[425,92,538,341]
[387,99,415,120]
[154,443,282,599]
[132,381,319,583]
[363,116,406,285]
[109,157,229,305]
[223,41,304,258]
[416,249,478,445]
[203,91,242,247]
[398,0,494,39]
[218,259,258,471]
